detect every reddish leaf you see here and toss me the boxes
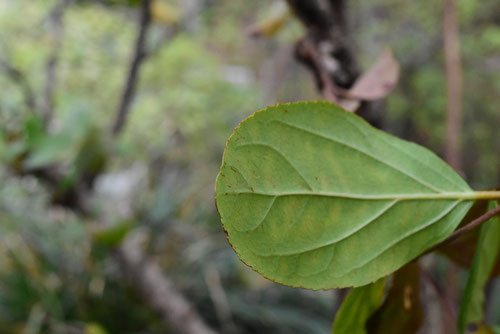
[338,99,360,112]
[347,48,400,100]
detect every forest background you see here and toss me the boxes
[0,0,499,333]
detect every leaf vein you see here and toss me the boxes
[375,131,467,190]
[256,200,398,257]
[223,191,477,201]
[236,196,277,232]
[272,119,442,193]
[236,142,313,190]
[329,200,464,278]
[227,164,253,190]
[317,201,461,279]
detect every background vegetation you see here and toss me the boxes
[0,0,498,333]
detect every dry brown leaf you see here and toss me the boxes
[150,0,180,25]
[247,2,290,38]
[347,48,400,100]
[338,98,360,112]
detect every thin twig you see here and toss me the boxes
[445,205,500,244]
[42,0,72,125]
[285,0,388,124]
[112,0,152,136]
[0,59,37,112]
[118,231,216,334]
[296,38,344,102]
[443,0,463,171]
[423,205,500,257]
[286,0,360,91]
[440,1,465,321]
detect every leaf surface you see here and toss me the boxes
[216,102,474,289]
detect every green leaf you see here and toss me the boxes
[215,102,495,289]
[458,201,500,333]
[24,134,74,169]
[23,114,45,146]
[71,126,108,179]
[93,220,135,248]
[85,323,108,334]
[332,278,387,334]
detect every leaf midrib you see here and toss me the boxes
[223,190,481,201]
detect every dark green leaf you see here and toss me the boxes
[367,262,423,334]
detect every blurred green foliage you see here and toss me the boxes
[0,0,498,333]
